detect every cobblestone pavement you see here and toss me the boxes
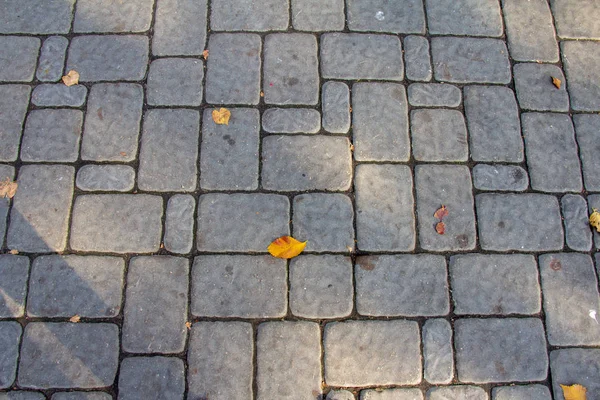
[1,0,600,399]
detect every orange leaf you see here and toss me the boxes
[185,321,192,330]
[436,222,446,235]
[202,49,209,60]
[0,178,17,199]
[62,70,80,86]
[268,236,307,259]
[69,315,81,323]
[434,205,449,220]
[8,249,19,255]
[552,76,562,89]
[212,108,231,125]
[561,384,587,400]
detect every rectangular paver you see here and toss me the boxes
[472,164,529,192]
[118,357,184,400]
[74,0,154,32]
[0,1,74,34]
[36,36,69,82]
[0,255,29,318]
[0,322,21,389]
[561,194,593,252]
[0,85,31,162]
[411,109,467,161]
[574,114,600,191]
[423,319,454,384]
[562,41,600,111]
[291,0,345,31]
[408,83,461,107]
[164,195,195,254]
[322,81,351,133]
[550,349,600,400]
[21,110,83,162]
[211,0,289,31]
[551,0,600,39]
[347,0,425,34]
[262,108,320,134]
[404,36,432,81]
[426,0,503,36]
[75,165,135,192]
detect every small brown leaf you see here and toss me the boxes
[349,144,355,152]
[268,236,307,259]
[590,208,600,233]
[0,178,18,199]
[62,70,80,87]
[202,49,209,60]
[9,249,19,255]
[185,321,192,330]
[435,221,446,235]
[212,108,231,125]
[119,151,127,157]
[69,315,81,323]
[434,205,449,220]
[552,76,562,89]
[561,384,587,400]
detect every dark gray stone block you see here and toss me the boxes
[551,0,600,39]
[147,58,203,106]
[292,0,345,31]
[411,109,468,161]
[36,36,69,82]
[21,109,83,162]
[574,114,600,191]
[492,385,551,400]
[562,194,593,252]
[472,164,529,192]
[550,349,600,400]
[426,0,503,36]
[423,319,453,384]
[0,85,30,162]
[0,255,29,318]
[118,357,185,400]
[164,195,195,254]
[211,0,288,31]
[514,64,569,111]
[404,36,432,81]
[407,83,461,107]
[0,1,74,34]
[52,393,111,400]
[74,0,153,32]
[0,393,45,400]
[76,165,135,192]
[0,36,40,82]
[152,0,207,56]
[562,41,600,111]
[31,84,87,107]
[427,387,487,400]
[322,81,350,133]
[262,108,320,133]
[0,322,21,389]
[346,0,425,34]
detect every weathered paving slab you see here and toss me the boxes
[211,0,289,31]
[152,0,207,56]
[322,81,351,133]
[551,0,600,39]
[514,63,569,111]
[574,114,600,191]
[404,36,432,81]
[76,165,135,192]
[262,108,321,133]
[291,0,345,31]
[0,85,31,162]
[411,109,468,161]
[426,0,503,36]
[327,390,354,400]
[550,349,600,400]
[0,255,29,318]
[21,110,83,162]
[0,392,45,400]
[561,194,593,252]
[561,41,600,111]
[422,319,454,384]
[52,393,111,400]
[0,321,21,389]
[36,36,69,82]
[164,195,195,254]
[472,164,529,192]
[427,386,487,400]
[31,84,87,108]
[346,0,426,34]
[492,385,552,400]
[361,389,424,400]
[147,58,204,106]
[74,0,154,33]
[118,357,185,399]
[0,1,74,34]
[0,36,40,82]
[408,83,461,107]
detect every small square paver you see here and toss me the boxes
[426,0,503,36]
[574,114,600,191]
[0,321,21,389]
[473,164,529,192]
[118,357,184,400]
[21,110,83,162]
[427,386,487,400]
[492,385,551,400]
[211,0,288,31]
[0,1,74,34]
[422,319,453,384]
[76,165,135,192]
[262,108,321,134]
[514,63,569,111]
[164,195,195,254]
[153,0,207,56]
[562,41,600,111]
[346,0,425,34]
[550,349,600,400]
[0,36,40,82]
[551,0,600,39]
[74,0,154,32]
[411,109,467,161]
[561,194,593,252]
[292,0,345,31]
[0,85,30,161]
[147,58,203,106]
[0,255,29,318]
[36,36,69,82]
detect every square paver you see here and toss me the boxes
[514,63,569,111]
[152,0,208,56]
[0,255,29,318]
[562,41,600,111]
[147,58,203,106]
[21,110,83,162]
[292,0,345,31]
[426,0,503,36]
[551,0,600,39]
[0,85,31,161]
[211,0,288,31]
[347,0,425,34]
[74,0,154,32]
[411,109,468,161]
[0,36,40,82]
[0,321,21,389]
[118,357,184,400]
[550,349,600,400]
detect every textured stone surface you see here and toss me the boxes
[31,84,87,107]
[0,322,21,389]
[0,1,74,34]
[355,165,415,251]
[492,385,552,400]
[477,194,563,251]
[70,195,163,253]
[0,393,45,400]
[325,320,421,386]
[514,64,569,111]
[327,391,355,400]
[152,0,207,56]
[164,195,195,254]
[18,323,119,389]
[408,83,461,107]
[188,322,253,400]
[118,357,185,400]
[290,255,353,318]
[411,109,468,161]
[197,194,288,251]
[192,255,286,318]
[0,165,13,248]
[0,85,30,161]
[147,58,203,106]
[76,165,135,192]
[450,254,541,315]
[21,110,83,162]
[262,135,352,191]
[551,0,600,39]
[292,0,345,31]
[36,36,69,82]
[211,0,288,31]
[262,108,320,133]
[0,36,40,82]
[27,255,124,318]
[455,318,548,383]
[561,194,593,252]
[257,322,322,399]
[321,34,403,80]
[473,164,529,192]
[352,83,409,161]
[205,33,261,104]
[426,0,503,36]
[138,109,199,192]
[416,165,476,251]
[356,255,449,317]
[562,41,600,111]
[0,256,29,318]
[540,253,600,346]
[432,38,511,84]
[200,108,259,190]
[427,387,487,400]
[550,349,600,400]
[346,0,425,33]
[74,0,153,32]
[52,393,112,400]
[423,319,453,384]
[7,165,74,252]
[404,36,432,81]
[122,257,188,353]
[322,81,350,133]
[574,114,600,191]
[361,389,423,400]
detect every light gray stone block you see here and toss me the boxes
[404,36,432,81]
[147,58,203,106]
[328,391,355,400]
[31,84,87,107]
[36,36,69,82]
[411,109,468,161]
[21,109,83,162]
[262,108,320,133]
[346,0,425,33]
[574,114,600,191]
[361,389,423,400]
[118,357,185,400]
[211,0,289,31]
[473,164,529,191]
[0,393,45,400]
[427,386,488,400]
[322,81,350,133]
[74,0,153,32]
[0,37,40,82]
[492,385,551,400]
[292,0,345,31]
[76,165,135,192]
[562,194,593,251]
[0,85,30,161]
[423,319,453,384]
[152,0,207,56]
[551,0,600,39]
[0,1,74,34]
[514,64,569,111]
[550,349,600,400]
[164,195,195,254]
[0,255,29,318]
[0,322,21,389]
[562,41,600,111]
[408,83,461,107]
[426,0,502,36]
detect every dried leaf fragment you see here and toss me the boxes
[62,70,80,87]
[212,108,231,125]
[119,151,127,157]
[434,205,449,220]
[561,384,587,400]
[0,178,17,199]
[590,208,600,233]
[435,221,446,235]
[185,321,192,330]
[69,315,81,323]
[552,76,562,89]
[268,236,307,259]
[202,49,209,60]
[9,249,19,255]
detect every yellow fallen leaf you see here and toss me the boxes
[212,108,231,125]
[69,315,81,323]
[552,76,562,89]
[62,70,80,86]
[8,249,19,255]
[561,384,587,400]
[268,236,307,259]
[590,208,600,233]
[185,321,192,330]
[0,178,17,199]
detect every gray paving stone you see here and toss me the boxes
[415,165,476,251]
[551,0,600,39]
[290,255,353,318]
[76,165,135,192]
[455,318,548,383]
[423,319,453,384]
[36,36,69,82]
[450,254,541,315]
[257,322,322,399]
[411,109,468,161]
[200,108,259,190]
[0,322,21,389]
[264,33,319,105]
[0,167,11,247]
[514,64,569,111]
[473,165,529,192]
[0,394,44,400]
[404,36,432,82]
[205,33,261,105]
[562,194,593,252]
[188,322,253,400]
[67,36,148,82]
[70,194,163,253]
[492,385,551,400]
[21,110,83,162]
[356,255,448,317]
[550,349,600,400]
[321,34,404,80]
[361,389,423,400]
[118,357,184,400]
[408,83,461,107]
[164,195,195,254]
[328,391,355,400]
[346,0,425,33]
[196,194,289,251]
[74,0,153,32]
[352,83,409,161]
[427,386,488,400]
[153,0,207,56]
[355,165,415,251]
[211,0,289,31]
[477,194,563,251]
[427,0,502,36]
[52,393,112,400]
[122,256,188,354]
[522,113,582,192]
[322,81,350,133]
[562,41,600,111]
[0,255,29,318]
[590,195,600,250]
[325,320,421,386]
[27,255,124,318]
[0,1,74,34]
[540,253,600,346]
[147,58,203,106]
[293,193,354,252]
[432,38,511,84]
[574,115,600,191]
[292,0,345,31]
[502,0,559,62]
[464,86,523,162]
[192,255,287,318]
[7,165,74,253]
[0,37,40,82]
[18,323,119,389]
[262,135,352,191]
[138,109,199,192]
[0,165,14,180]
[82,83,143,162]
[0,85,30,162]
[262,108,321,133]
[31,85,87,108]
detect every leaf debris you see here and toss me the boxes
[434,205,449,220]
[590,208,600,233]
[69,315,81,323]
[560,384,587,400]
[185,321,192,330]
[9,249,19,255]
[202,49,209,60]
[552,76,562,89]
[0,178,17,199]
[62,70,80,86]
[268,236,307,259]
[435,221,446,235]
[212,108,231,125]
